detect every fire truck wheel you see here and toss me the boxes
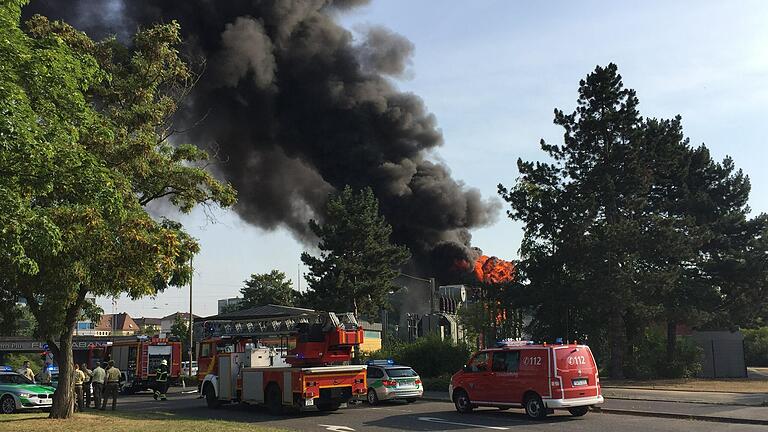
[266,384,283,416]
[366,389,379,405]
[316,402,341,412]
[568,406,589,417]
[204,384,221,409]
[453,389,473,413]
[523,393,547,420]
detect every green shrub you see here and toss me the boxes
[625,327,703,379]
[421,374,452,391]
[743,327,768,367]
[362,335,472,378]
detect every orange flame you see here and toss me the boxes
[473,255,516,284]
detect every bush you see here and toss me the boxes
[625,327,703,379]
[421,374,452,391]
[362,335,472,378]
[743,327,768,367]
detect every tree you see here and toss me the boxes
[238,270,296,308]
[0,5,235,418]
[499,63,768,378]
[170,314,190,360]
[301,186,410,318]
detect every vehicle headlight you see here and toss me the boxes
[17,393,31,398]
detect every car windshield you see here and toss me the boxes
[386,368,417,378]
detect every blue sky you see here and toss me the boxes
[100,0,768,318]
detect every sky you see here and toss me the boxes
[99,0,768,319]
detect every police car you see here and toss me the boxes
[365,360,423,405]
[0,366,56,414]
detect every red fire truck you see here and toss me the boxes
[88,336,182,394]
[198,311,367,414]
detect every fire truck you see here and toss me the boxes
[88,336,182,394]
[197,311,367,414]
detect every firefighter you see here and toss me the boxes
[101,360,121,411]
[91,362,106,409]
[80,363,93,408]
[17,361,35,383]
[73,363,86,412]
[153,359,169,401]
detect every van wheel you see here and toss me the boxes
[568,406,589,417]
[367,389,379,406]
[524,393,547,420]
[1,395,16,414]
[266,384,283,416]
[453,390,473,413]
[317,402,341,412]
[204,384,220,409]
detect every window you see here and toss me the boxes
[364,330,380,339]
[200,343,211,358]
[367,367,384,379]
[491,351,520,373]
[386,368,417,378]
[467,352,489,372]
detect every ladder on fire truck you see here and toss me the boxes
[200,311,360,339]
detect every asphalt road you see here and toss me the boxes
[107,391,764,431]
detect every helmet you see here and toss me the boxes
[161,359,168,366]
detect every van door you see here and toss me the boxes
[463,351,492,402]
[553,345,600,400]
[489,350,521,404]
[518,348,550,400]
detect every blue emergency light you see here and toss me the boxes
[366,359,394,366]
[496,339,535,347]
[555,337,564,344]
[1,365,13,372]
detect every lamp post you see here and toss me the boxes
[188,256,193,376]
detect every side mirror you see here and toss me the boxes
[462,364,471,373]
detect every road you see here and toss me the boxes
[110,391,764,431]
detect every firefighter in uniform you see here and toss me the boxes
[73,363,86,412]
[80,363,93,408]
[153,359,169,401]
[101,360,121,411]
[91,362,106,409]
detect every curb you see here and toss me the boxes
[602,385,768,395]
[592,406,768,426]
[603,395,767,408]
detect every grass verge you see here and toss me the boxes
[0,411,289,432]
[603,378,768,393]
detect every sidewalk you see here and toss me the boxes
[422,389,768,425]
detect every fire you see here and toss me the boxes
[473,255,516,284]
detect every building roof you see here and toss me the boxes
[96,313,139,332]
[134,317,162,327]
[161,312,201,321]
[203,304,316,320]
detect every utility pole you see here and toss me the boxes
[188,256,193,376]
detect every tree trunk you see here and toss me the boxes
[608,308,625,379]
[49,328,75,418]
[666,320,677,374]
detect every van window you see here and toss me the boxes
[555,346,595,371]
[492,351,520,373]
[467,352,489,372]
[201,343,211,358]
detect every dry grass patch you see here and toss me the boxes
[0,412,290,432]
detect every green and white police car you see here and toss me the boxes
[0,366,55,414]
[365,360,423,405]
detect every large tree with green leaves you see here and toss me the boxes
[0,3,234,418]
[500,63,768,378]
[301,186,410,318]
[236,270,297,309]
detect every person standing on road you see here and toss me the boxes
[80,363,93,408]
[39,362,52,386]
[101,360,121,411]
[73,363,86,412]
[17,361,35,383]
[153,359,169,401]
[91,362,106,409]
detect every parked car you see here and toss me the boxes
[180,361,198,377]
[365,360,423,405]
[0,366,55,414]
[450,340,603,419]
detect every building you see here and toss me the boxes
[74,297,98,336]
[133,317,162,336]
[94,313,139,336]
[217,297,243,314]
[161,312,200,336]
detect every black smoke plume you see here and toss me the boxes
[24,0,500,281]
